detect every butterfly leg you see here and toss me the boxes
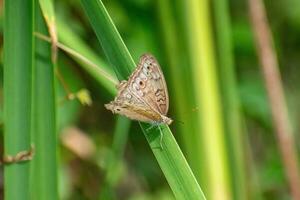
[146,124,157,132]
[146,124,164,150]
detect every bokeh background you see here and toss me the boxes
[1,0,300,199]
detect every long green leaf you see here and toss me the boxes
[156,0,206,186]
[100,116,131,200]
[80,0,206,199]
[4,0,34,199]
[183,0,232,199]
[56,18,117,94]
[212,0,247,199]
[31,3,58,200]
[81,0,133,80]
[39,0,57,63]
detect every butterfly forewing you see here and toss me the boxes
[105,53,172,125]
[127,54,169,115]
[105,83,161,123]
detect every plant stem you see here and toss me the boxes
[249,0,300,199]
[212,0,247,198]
[4,0,34,199]
[80,0,206,199]
[183,0,232,199]
[31,3,58,200]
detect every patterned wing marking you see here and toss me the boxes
[127,54,169,115]
[105,82,162,123]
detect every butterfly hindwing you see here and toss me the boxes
[105,53,172,125]
[106,85,161,123]
[126,54,169,115]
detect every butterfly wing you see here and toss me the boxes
[105,101,161,123]
[105,83,161,123]
[126,54,169,115]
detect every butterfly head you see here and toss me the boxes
[161,115,173,125]
[105,102,120,114]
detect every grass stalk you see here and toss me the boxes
[38,0,57,63]
[212,0,247,198]
[80,0,206,199]
[183,0,232,199]
[35,31,118,90]
[81,0,134,81]
[156,0,206,187]
[56,18,117,93]
[100,116,131,200]
[30,3,58,200]
[248,0,300,198]
[3,0,34,199]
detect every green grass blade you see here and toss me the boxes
[39,0,55,22]
[3,0,34,199]
[38,0,57,63]
[100,116,131,200]
[183,0,232,199]
[156,0,191,152]
[81,0,134,81]
[56,18,117,94]
[156,0,206,185]
[212,0,247,199]
[31,3,58,200]
[80,0,206,199]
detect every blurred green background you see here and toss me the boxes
[1,0,300,199]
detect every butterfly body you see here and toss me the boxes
[105,54,173,125]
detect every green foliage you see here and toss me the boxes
[31,3,58,200]
[1,0,300,199]
[80,0,205,199]
[3,0,34,199]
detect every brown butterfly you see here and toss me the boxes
[105,53,173,125]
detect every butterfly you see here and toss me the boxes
[105,53,173,126]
